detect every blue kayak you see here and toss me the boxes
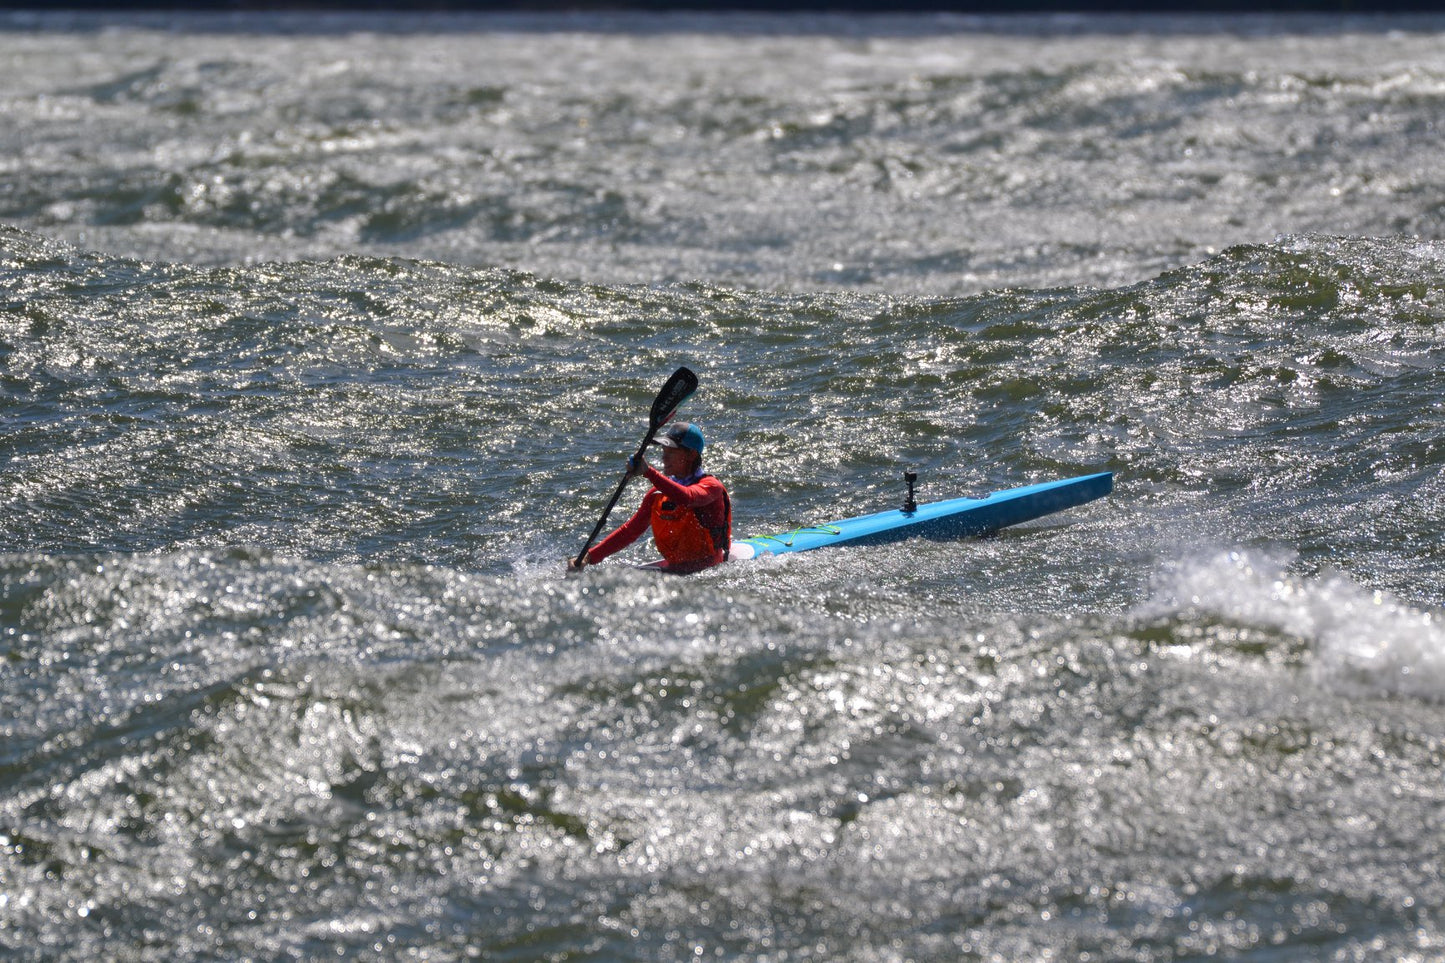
[728,472,1114,561]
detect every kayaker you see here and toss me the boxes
[568,421,732,573]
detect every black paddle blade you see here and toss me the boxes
[650,366,698,429]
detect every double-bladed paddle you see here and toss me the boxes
[572,366,698,568]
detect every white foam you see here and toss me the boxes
[1144,549,1445,704]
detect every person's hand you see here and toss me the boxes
[626,454,647,478]
[566,555,588,574]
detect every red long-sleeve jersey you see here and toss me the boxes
[587,465,730,568]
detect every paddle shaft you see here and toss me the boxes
[572,432,655,567]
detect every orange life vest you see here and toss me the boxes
[650,478,731,570]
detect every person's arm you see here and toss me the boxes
[642,465,721,508]
[585,488,659,564]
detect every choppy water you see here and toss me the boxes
[3,12,1445,962]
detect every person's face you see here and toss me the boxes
[661,445,695,476]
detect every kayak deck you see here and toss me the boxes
[729,471,1114,560]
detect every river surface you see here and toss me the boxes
[2,11,1444,961]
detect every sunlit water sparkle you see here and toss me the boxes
[3,11,1445,962]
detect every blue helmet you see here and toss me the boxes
[652,421,705,454]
